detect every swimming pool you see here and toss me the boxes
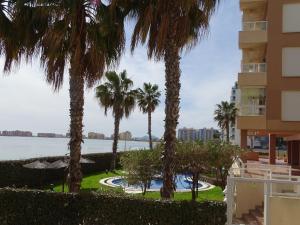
[99,174,214,193]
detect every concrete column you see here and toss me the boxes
[269,134,276,165]
[240,130,248,149]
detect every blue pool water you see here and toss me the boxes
[112,174,203,190]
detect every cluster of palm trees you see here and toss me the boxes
[0,0,220,198]
[214,101,238,143]
[95,70,160,170]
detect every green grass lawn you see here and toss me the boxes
[51,171,224,202]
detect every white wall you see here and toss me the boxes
[282,91,300,121]
[283,4,300,33]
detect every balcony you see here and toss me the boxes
[238,88,266,116]
[239,21,268,49]
[243,21,267,32]
[239,104,266,116]
[240,0,267,10]
[242,63,266,73]
[238,63,267,87]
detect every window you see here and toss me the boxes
[282,48,300,77]
[283,4,300,33]
[282,91,300,121]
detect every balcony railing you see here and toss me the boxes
[242,63,267,73]
[242,21,268,31]
[240,104,266,116]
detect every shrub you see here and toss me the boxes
[0,188,227,225]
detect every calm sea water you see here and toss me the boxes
[0,136,150,161]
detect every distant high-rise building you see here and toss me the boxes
[37,133,64,138]
[119,131,132,141]
[178,127,217,142]
[1,130,33,137]
[88,132,105,140]
[177,128,198,142]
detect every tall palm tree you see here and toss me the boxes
[214,101,237,143]
[111,0,220,199]
[6,0,126,192]
[137,83,161,150]
[0,1,47,72]
[95,70,136,170]
[0,0,11,58]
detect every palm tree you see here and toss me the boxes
[0,1,47,72]
[214,101,238,143]
[137,83,161,150]
[5,0,126,192]
[0,0,11,59]
[111,0,220,199]
[95,70,136,170]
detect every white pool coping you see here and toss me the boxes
[99,176,215,194]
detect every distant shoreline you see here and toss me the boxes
[0,135,160,142]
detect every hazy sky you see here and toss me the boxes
[0,1,241,138]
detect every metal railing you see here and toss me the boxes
[243,21,268,31]
[227,162,300,225]
[242,63,267,73]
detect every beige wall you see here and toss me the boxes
[243,48,266,63]
[236,182,264,218]
[269,196,300,225]
[238,73,267,87]
[237,116,266,130]
[243,6,266,21]
[239,31,267,48]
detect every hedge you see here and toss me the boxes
[0,152,121,188]
[0,188,227,225]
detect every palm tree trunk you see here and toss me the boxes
[226,122,230,143]
[148,109,153,150]
[111,111,121,170]
[68,1,85,193]
[68,67,84,193]
[161,12,181,199]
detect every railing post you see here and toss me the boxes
[226,177,234,225]
[264,181,270,225]
[241,162,245,178]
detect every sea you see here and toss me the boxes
[0,136,150,161]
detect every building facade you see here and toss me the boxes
[1,130,32,137]
[88,132,105,139]
[237,0,300,165]
[177,127,217,142]
[118,131,132,141]
[37,133,64,138]
[229,82,240,145]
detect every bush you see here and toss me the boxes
[0,188,227,225]
[0,152,123,188]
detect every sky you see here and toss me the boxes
[0,1,241,138]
